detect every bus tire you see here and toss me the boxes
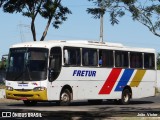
[60,89,71,106]
[23,100,37,106]
[121,89,131,105]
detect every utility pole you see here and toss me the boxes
[100,11,103,43]
[18,22,30,42]
[99,0,105,43]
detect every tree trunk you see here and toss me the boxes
[40,18,52,41]
[31,18,36,41]
[40,0,61,41]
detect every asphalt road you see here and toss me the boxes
[0,95,160,120]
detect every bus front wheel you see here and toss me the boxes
[23,100,37,106]
[60,89,71,106]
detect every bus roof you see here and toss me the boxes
[10,40,156,53]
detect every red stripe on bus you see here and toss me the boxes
[99,68,122,94]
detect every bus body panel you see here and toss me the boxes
[5,40,157,103]
[47,67,156,101]
[6,80,48,101]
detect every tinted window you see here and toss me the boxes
[64,47,81,66]
[130,52,142,68]
[99,50,113,67]
[115,51,128,67]
[82,48,97,66]
[144,53,155,69]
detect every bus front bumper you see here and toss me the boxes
[6,89,48,101]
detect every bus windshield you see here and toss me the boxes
[6,48,48,81]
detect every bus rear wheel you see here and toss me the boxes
[121,89,131,105]
[59,89,71,106]
[23,100,37,106]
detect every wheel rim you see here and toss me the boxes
[124,93,129,102]
[61,92,69,102]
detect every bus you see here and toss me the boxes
[5,40,156,106]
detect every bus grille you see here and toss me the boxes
[13,94,33,97]
[15,89,32,92]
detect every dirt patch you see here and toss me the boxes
[0,98,22,103]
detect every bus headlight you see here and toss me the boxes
[33,87,46,91]
[6,86,14,91]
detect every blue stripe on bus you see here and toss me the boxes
[114,69,134,91]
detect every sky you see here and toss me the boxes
[0,0,160,58]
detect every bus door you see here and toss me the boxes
[48,47,62,100]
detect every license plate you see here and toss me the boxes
[20,97,28,100]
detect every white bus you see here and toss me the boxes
[5,40,156,106]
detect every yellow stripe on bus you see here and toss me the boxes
[130,70,146,87]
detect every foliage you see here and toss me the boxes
[125,0,160,37]
[0,60,7,70]
[0,0,71,41]
[87,0,160,37]
[87,0,135,25]
[157,53,160,70]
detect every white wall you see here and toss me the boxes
[0,89,5,98]
[157,70,160,92]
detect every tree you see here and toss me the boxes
[0,57,6,70]
[87,0,160,38]
[123,0,160,37]
[87,0,135,25]
[0,0,71,41]
[87,0,135,41]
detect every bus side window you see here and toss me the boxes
[92,50,98,66]
[64,49,69,65]
[106,50,113,67]
[82,48,97,66]
[115,52,121,67]
[115,51,128,68]
[130,52,142,68]
[82,49,89,66]
[99,50,113,67]
[64,47,81,66]
[144,53,155,69]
